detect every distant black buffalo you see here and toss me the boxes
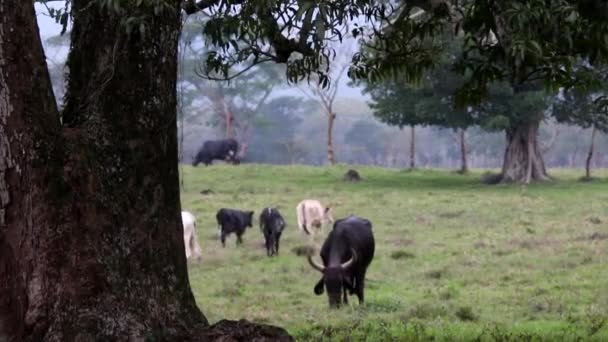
[259,208,286,257]
[307,215,375,308]
[192,138,239,166]
[216,208,254,247]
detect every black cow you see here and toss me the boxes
[307,215,375,308]
[192,139,239,166]
[259,208,286,257]
[216,208,254,247]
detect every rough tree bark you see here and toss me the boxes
[458,128,468,173]
[585,125,597,179]
[499,121,550,184]
[1,1,292,341]
[0,1,64,339]
[327,111,337,165]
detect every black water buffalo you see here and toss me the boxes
[216,208,254,247]
[192,138,239,166]
[307,215,375,308]
[259,208,286,257]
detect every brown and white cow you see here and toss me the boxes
[296,199,334,241]
[181,211,203,261]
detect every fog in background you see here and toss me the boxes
[36,5,608,170]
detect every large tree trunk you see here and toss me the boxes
[500,121,549,184]
[585,125,597,179]
[409,125,416,169]
[327,111,336,165]
[1,2,292,341]
[458,128,469,173]
[0,1,64,339]
[55,0,206,338]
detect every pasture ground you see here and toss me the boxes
[180,164,608,341]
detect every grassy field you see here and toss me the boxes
[180,164,608,341]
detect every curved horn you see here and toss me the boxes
[307,254,325,273]
[341,249,357,270]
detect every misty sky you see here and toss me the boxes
[34,2,364,98]
[36,3,65,38]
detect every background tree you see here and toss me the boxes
[297,41,355,165]
[360,38,475,171]
[247,96,317,164]
[553,67,608,178]
[363,79,430,169]
[415,47,474,173]
[198,0,608,183]
[179,20,283,159]
[344,120,389,165]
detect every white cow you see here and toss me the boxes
[181,211,203,261]
[296,199,334,241]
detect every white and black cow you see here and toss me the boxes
[259,208,286,257]
[192,138,239,166]
[307,215,375,308]
[216,208,254,247]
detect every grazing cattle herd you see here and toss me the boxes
[181,201,375,308]
[184,139,373,308]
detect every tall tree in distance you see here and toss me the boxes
[247,96,315,164]
[297,40,355,165]
[361,37,474,171]
[553,68,608,179]
[475,82,553,183]
[363,78,430,169]
[179,19,282,159]
[196,0,608,182]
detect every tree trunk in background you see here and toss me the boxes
[327,112,337,165]
[500,121,549,184]
[459,128,469,173]
[409,125,416,169]
[585,125,597,179]
[223,102,233,138]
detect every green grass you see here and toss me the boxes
[180,164,608,341]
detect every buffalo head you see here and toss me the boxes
[308,249,356,308]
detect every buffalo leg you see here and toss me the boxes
[343,288,349,305]
[275,232,281,256]
[265,234,272,256]
[314,277,325,295]
[355,274,365,304]
[220,232,226,248]
[236,233,243,246]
